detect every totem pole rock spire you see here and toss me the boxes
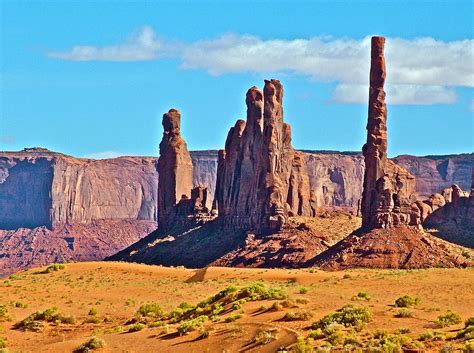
[361,37,417,229]
[157,109,194,230]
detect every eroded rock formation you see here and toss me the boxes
[157,109,194,230]
[361,37,417,229]
[214,80,316,233]
[157,109,213,230]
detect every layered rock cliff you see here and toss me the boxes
[1,148,472,230]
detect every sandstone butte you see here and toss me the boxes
[312,36,473,270]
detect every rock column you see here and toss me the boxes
[157,109,194,230]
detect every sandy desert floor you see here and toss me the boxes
[0,262,473,352]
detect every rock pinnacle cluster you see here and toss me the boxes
[213,80,316,233]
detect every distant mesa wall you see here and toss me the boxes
[0,148,472,231]
[0,156,54,229]
[0,149,159,230]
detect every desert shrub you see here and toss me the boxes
[74,337,105,352]
[352,291,371,301]
[293,337,314,353]
[296,298,309,304]
[169,302,194,319]
[283,310,313,321]
[238,282,287,301]
[311,305,371,330]
[88,308,98,316]
[435,311,462,328]
[128,323,145,332]
[395,309,414,318]
[462,340,474,353]
[394,295,420,308]
[327,330,345,345]
[440,344,455,353]
[197,326,210,339]
[398,328,410,334]
[0,338,6,349]
[148,321,165,328]
[136,303,164,318]
[84,316,101,324]
[224,313,242,323]
[456,325,474,339]
[465,317,474,327]
[196,286,237,308]
[11,301,28,309]
[308,329,324,339]
[0,306,10,322]
[418,331,433,341]
[253,329,277,345]
[299,287,309,294]
[344,335,361,347]
[368,331,412,353]
[177,315,207,335]
[43,264,65,273]
[15,307,75,331]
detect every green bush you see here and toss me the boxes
[352,291,371,301]
[418,331,433,341]
[435,311,462,328]
[253,329,277,345]
[11,301,28,309]
[299,287,309,294]
[128,323,145,332]
[238,282,287,301]
[465,317,474,327]
[462,340,474,353]
[74,337,105,352]
[136,303,164,318]
[224,313,242,323]
[395,309,414,318]
[0,306,9,322]
[177,315,207,336]
[308,329,324,339]
[292,337,314,352]
[14,307,75,331]
[43,264,65,273]
[282,310,313,321]
[311,305,371,330]
[456,325,474,339]
[394,295,420,308]
[0,338,6,349]
[88,308,98,316]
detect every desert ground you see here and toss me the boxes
[0,262,473,352]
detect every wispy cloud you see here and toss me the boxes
[48,26,169,62]
[332,84,457,105]
[0,136,16,144]
[47,27,473,105]
[82,151,124,159]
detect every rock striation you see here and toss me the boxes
[361,37,417,229]
[214,81,316,233]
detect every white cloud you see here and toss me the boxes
[48,26,166,61]
[333,84,457,105]
[82,151,125,159]
[47,27,474,105]
[469,100,474,112]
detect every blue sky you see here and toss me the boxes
[1,0,472,158]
